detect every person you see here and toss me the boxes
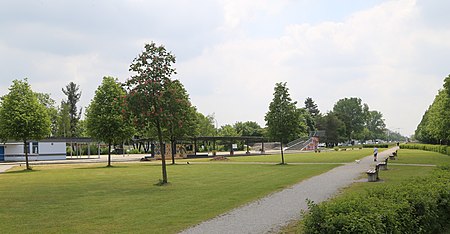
[373,146,378,161]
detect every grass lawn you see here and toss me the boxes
[390,149,450,166]
[0,162,337,233]
[199,148,378,163]
[283,149,450,233]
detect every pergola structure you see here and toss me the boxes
[189,136,267,156]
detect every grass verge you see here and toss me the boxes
[0,163,337,233]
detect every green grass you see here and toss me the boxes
[0,163,337,234]
[391,149,450,166]
[218,148,376,163]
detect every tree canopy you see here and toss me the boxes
[415,75,450,144]
[125,42,182,184]
[332,97,365,141]
[265,82,302,164]
[0,79,51,169]
[62,82,82,137]
[85,76,134,167]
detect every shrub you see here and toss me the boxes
[400,144,450,156]
[302,167,450,233]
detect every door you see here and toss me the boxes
[0,146,4,161]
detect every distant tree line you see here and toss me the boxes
[415,75,450,145]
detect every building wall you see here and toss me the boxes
[2,142,66,161]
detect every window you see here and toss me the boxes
[32,142,39,154]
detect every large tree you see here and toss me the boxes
[416,75,450,144]
[316,112,346,146]
[196,112,216,136]
[0,79,51,170]
[162,80,197,164]
[125,42,180,184]
[332,97,365,141]
[86,76,134,167]
[304,97,320,118]
[265,82,301,164]
[62,82,82,137]
[35,92,59,136]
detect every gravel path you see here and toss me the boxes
[180,147,399,234]
[0,164,14,173]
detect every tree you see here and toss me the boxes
[234,121,263,136]
[196,112,216,136]
[365,110,386,141]
[125,42,179,184]
[86,76,134,167]
[35,93,59,136]
[219,124,239,136]
[56,101,71,137]
[0,79,51,170]
[265,82,301,164]
[62,82,82,137]
[332,97,365,141]
[316,112,346,146]
[415,75,450,144]
[305,97,320,118]
[162,80,197,164]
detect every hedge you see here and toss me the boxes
[400,143,450,156]
[302,166,450,233]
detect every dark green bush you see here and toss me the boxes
[302,168,450,233]
[362,144,389,148]
[400,144,450,156]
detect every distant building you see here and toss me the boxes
[0,139,66,162]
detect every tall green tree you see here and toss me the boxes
[0,79,51,170]
[332,97,365,141]
[196,112,216,136]
[62,82,82,137]
[416,75,450,144]
[316,112,346,146]
[162,80,197,164]
[56,101,71,137]
[86,76,134,167]
[365,110,386,141]
[35,93,59,136]
[125,42,178,184]
[304,97,320,118]
[265,82,301,164]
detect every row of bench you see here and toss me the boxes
[366,150,398,182]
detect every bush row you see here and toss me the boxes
[302,166,450,233]
[400,143,450,156]
[362,144,390,148]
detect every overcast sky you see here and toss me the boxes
[1,0,449,136]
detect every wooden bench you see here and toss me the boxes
[378,157,388,170]
[389,150,398,160]
[366,164,380,182]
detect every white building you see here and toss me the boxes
[0,139,66,162]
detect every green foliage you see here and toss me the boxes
[400,143,450,156]
[125,42,180,183]
[332,97,365,140]
[233,121,264,136]
[0,79,51,169]
[196,112,216,136]
[316,112,347,146]
[302,167,450,233]
[362,144,389,148]
[304,97,320,118]
[265,82,305,143]
[61,82,82,137]
[86,76,135,166]
[416,75,450,144]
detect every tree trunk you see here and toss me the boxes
[171,139,175,165]
[156,120,168,184]
[24,140,31,170]
[107,143,112,167]
[280,141,285,164]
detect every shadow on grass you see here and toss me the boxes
[75,165,129,170]
[5,168,39,174]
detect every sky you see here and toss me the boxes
[1,0,449,137]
